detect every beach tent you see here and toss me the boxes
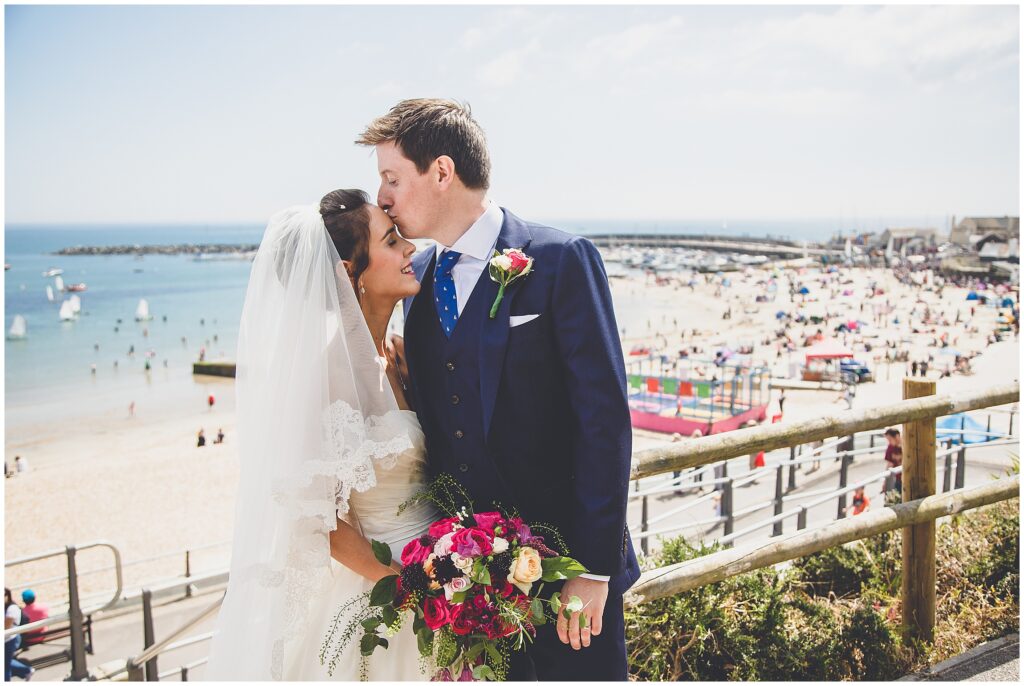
[965,291,980,301]
[798,286,811,294]
[804,339,854,363]
[1001,297,1015,308]
[936,413,991,444]
[775,310,787,319]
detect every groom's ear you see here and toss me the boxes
[435,155,456,190]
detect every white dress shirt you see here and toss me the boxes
[433,201,503,316]
[433,201,612,583]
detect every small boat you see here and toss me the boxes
[7,315,26,340]
[45,286,55,302]
[42,268,64,277]
[4,264,10,271]
[69,294,82,315]
[135,298,153,322]
[59,300,76,322]
[66,283,88,292]
[54,275,65,292]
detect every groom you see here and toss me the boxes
[357,99,640,681]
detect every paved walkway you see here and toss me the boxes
[901,633,1019,681]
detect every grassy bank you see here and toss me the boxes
[625,491,1019,680]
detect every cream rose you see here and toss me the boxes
[492,536,509,554]
[509,547,543,594]
[451,552,473,572]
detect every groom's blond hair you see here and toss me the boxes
[356,98,491,190]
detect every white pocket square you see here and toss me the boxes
[509,314,540,328]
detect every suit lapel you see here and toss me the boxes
[479,209,533,439]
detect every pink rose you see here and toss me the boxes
[507,250,530,274]
[422,596,450,631]
[444,575,472,601]
[451,527,493,558]
[401,537,433,566]
[472,511,503,531]
[434,532,456,557]
[428,517,460,539]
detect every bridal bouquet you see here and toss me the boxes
[321,479,587,681]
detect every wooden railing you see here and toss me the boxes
[624,381,1020,645]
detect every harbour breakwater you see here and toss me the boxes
[54,244,258,256]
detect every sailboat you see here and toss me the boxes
[135,299,152,322]
[69,294,82,315]
[46,286,55,302]
[54,275,65,292]
[59,300,76,322]
[7,315,27,340]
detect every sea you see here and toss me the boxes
[3,218,844,426]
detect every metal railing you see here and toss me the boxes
[4,542,123,680]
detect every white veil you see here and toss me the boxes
[206,204,416,680]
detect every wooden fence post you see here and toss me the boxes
[901,378,937,645]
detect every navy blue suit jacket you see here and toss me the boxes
[403,209,640,593]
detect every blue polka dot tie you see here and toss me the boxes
[434,249,462,338]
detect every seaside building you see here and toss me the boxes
[875,227,939,258]
[941,216,1020,284]
[949,216,1019,248]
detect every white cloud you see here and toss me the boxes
[461,27,484,50]
[477,39,541,87]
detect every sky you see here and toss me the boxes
[4,4,1020,228]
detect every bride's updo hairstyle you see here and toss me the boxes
[320,189,372,288]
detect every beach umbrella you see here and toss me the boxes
[965,291,979,301]
[775,310,787,319]
[937,414,990,444]
[798,286,810,295]
[1001,297,1014,308]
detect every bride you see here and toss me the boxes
[206,190,437,680]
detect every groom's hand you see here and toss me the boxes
[556,577,608,650]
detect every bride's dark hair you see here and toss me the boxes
[320,189,372,287]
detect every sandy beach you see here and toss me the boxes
[4,261,1018,603]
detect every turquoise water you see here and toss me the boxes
[5,218,843,422]
[5,225,261,416]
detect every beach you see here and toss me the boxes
[4,258,1019,603]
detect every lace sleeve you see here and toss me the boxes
[271,400,419,530]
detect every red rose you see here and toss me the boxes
[422,596,450,631]
[451,528,493,558]
[428,517,460,539]
[495,580,515,598]
[472,512,503,531]
[508,251,530,274]
[449,604,475,636]
[401,538,432,566]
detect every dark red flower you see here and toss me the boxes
[422,596,450,631]
[449,604,475,636]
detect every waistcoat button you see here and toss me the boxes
[451,395,460,405]
[458,463,469,473]
[446,361,456,371]
[454,430,464,439]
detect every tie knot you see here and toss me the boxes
[436,250,462,277]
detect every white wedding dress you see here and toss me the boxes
[284,408,437,681]
[206,204,437,681]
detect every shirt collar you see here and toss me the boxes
[435,201,503,262]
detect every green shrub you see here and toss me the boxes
[626,496,1017,681]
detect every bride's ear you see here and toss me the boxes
[337,260,358,292]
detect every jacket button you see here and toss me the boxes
[446,361,456,371]
[451,395,460,405]
[454,430,464,439]
[458,463,469,473]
